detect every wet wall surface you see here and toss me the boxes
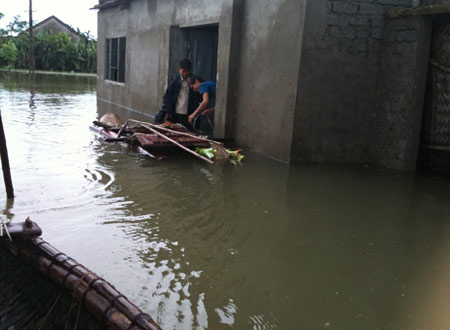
[1,72,450,329]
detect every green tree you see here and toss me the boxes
[14,32,29,68]
[10,25,97,73]
[0,12,7,39]
[0,40,18,70]
[6,15,27,36]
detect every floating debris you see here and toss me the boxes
[195,147,245,165]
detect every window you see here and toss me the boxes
[105,37,126,83]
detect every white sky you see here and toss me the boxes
[0,0,98,38]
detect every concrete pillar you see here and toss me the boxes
[214,0,243,139]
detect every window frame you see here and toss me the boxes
[105,37,126,83]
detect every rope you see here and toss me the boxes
[101,294,126,322]
[64,298,78,330]
[127,312,145,330]
[0,218,12,241]
[37,292,63,330]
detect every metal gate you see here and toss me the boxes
[419,16,450,174]
[186,27,218,82]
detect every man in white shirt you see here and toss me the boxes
[154,59,201,127]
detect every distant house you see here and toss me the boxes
[26,16,85,42]
[93,0,450,172]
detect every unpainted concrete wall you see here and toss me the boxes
[97,0,223,118]
[97,0,306,162]
[97,0,432,168]
[228,0,307,162]
[291,0,421,169]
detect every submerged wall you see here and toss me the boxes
[226,0,306,161]
[97,0,435,170]
[97,0,223,115]
[96,0,306,162]
[375,15,431,171]
[291,0,420,168]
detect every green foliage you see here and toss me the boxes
[13,32,29,68]
[0,12,7,38]
[0,14,97,73]
[7,15,27,36]
[196,147,215,159]
[195,147,245,165]
[9,30,97,73]
[0,40,18,68]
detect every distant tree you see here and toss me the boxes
[0,40,18,70]
[0,12,7,39]
[14,32,29,67]
[9,25,97,73]
[7,15,28,36]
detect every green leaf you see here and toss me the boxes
[195,147,215,159]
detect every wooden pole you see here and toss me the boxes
[28,0,35,76]
[0,111,14,198]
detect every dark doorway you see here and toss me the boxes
[185,26,218,82]
[168,25,219,82]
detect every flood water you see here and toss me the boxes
[2,72,450,330]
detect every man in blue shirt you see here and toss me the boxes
[188,76,216,134]
[154,59,201,127]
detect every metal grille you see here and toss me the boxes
[422,17,450,146]
[420,16,450,174]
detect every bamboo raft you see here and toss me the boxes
[0,219,161,330]
[90,119,223,164]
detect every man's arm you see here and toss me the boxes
[160,77,179,113]
[188,92,209,124]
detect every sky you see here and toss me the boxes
[0,0,98,38]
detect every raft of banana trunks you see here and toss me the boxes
[90,116,219,163]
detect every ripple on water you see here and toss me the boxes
[5,73,450,330]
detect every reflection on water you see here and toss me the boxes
[1,71,450,329]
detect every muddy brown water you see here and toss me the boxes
[1,72,450,330]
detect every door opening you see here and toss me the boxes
[168,25,218,81]
[168,25,219,136]
[185,26,219,82]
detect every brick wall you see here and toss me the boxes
[324,0,413,55]
[291,0,436,170]
[323,0,431,170]
[374,5,432,170]
[422,0,450,4]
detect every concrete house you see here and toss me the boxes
[27,16,85,42]
[94,0,450,172]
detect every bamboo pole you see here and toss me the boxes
[128,119,222,145]
[0,111,14,198]
[136,122,214,164]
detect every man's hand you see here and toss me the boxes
[188,113,195,124]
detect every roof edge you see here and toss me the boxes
[24,15,86,39]
[92,0,131,11]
